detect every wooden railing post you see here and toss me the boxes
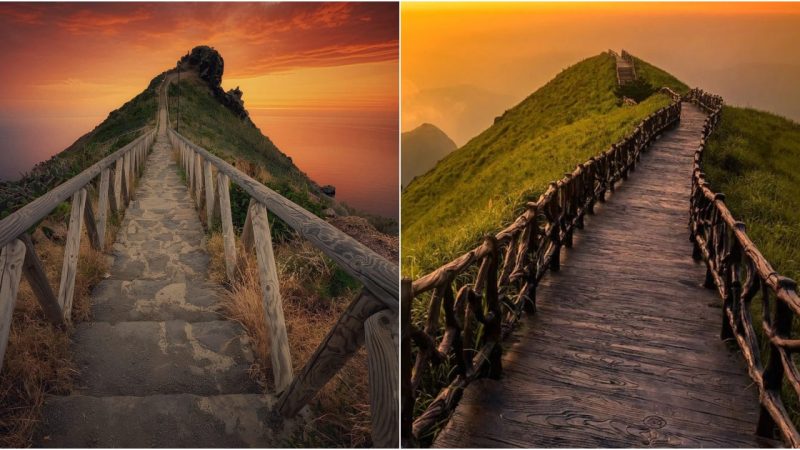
[365,309,399,448]
[58,188,86,322]
[217,173,237,282]
[0,239,26,373]
[112,158,123,213]
[250,201,293,392]
[276,289,385,418]
[194,153,204,208]
[20,234,63,326]
[204,160,216,226]
[400,279,413,447]
[96,168,110,249]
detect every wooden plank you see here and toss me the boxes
[276,289,385,417]
[0,239,26,373]
[365,309,399,448]
[169,131,398,311]
[96,168,110,249]
[217,173,237,282]
[432,103,767,448]
[57,188,86,322]
[204,160,216,226]
[251,201,293,392]
[20,234,62,326]
[0,131,152,249]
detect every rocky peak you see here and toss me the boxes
[176,46,252,124]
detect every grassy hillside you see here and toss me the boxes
[704,105,800,431]
[167,74,331,220]
[402,52,686,278]
[402,123,457,188]
[704,106,800,283]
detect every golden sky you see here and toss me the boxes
[0,3,397,116]
[402,2,800,146]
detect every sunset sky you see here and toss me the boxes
[402,2,800,146]
[0,2,398,217]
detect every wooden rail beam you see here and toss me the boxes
[169,130,398,311]
[0,131,153,249]
[275,289,385,417]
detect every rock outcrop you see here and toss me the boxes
[177,46,252,124]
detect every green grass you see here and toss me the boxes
[402,52,684,279]
[704,106,800,282]
[704,105,800,432]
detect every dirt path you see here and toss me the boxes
[34,81,292,447]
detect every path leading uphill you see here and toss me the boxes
[434,104,770,448]
[34,85,292,447]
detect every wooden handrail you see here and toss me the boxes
[168,129,399,311]
[687,87,800,446]
[403,90,682,444]
[0,130,155,250]
[164,78,398,445]
[0,90,158,374]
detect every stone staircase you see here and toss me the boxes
[34,113,293,447]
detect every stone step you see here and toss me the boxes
[91,278,222,322]
[72,320,260,396]
[35,393,293,448]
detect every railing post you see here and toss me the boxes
[112,158,123,213]
[194,153,203,209]
[365,309,399,448]
[276,289,385,418]
[250,201,293,392]
[217,173,237,282]
[58,188,87,322]
[400,279,413,447]
[97,168,110,249]
[0,239,26,373]
[204,160,216,226]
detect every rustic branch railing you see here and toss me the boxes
[0,115,157,371]
[401,94,682,445]
[165,84,399,446]
[687,87,800,446]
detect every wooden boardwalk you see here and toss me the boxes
[434,104,770,448]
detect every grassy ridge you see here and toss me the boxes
[402,52,686,278]
[703,104,800,432]
[704,106,800,282]
[167,76,330,219]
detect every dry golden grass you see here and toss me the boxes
[207,232,373,447]
[0,211,112,447]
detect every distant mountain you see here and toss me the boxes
[402,51,688,276]
[401,123,457,188]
